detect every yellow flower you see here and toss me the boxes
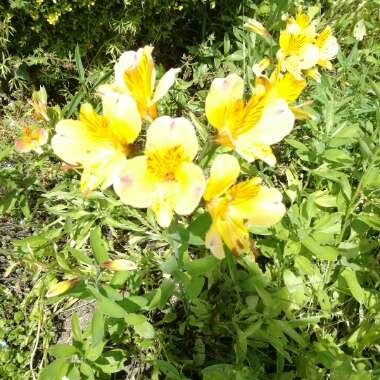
[101,46,180,122]
[315,26,339,70]
[52,92,141,195]
[114,116,205,228]
[15,126,48,154]
[277,9,319,80]
[204,154,285,259]
[205,70,305,165]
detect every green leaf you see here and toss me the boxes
[71,313,82,342]
[71,248,93,265]
[125,313,155,339]
[188,213,212,245]
[155,360,184,380]
[75,44,85,82]
[97,297,127,318]
[202,364,236,380]
[39,359,69,380]
[356,213,380,231]
[48,344,78,358]
[283,270,305,307]
[301,236,339,261]
[341,268,365,304]
[90,227,109,264]
[184,255,219,276]
[91,308,104,346]
[184,276,205,299]
[94,349,126,374]
[149,279,175,309]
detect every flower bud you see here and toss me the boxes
[46,278,80,298]
[244,19,271,39]
[101,259,138,271]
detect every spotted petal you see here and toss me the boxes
[113,156,156,208]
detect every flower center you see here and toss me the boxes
[146,145,188,181]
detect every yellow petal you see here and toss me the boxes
[79,103,107,138]
[236,142,276,166]
[205,74,244,129]
[236,90,267,136]
[204,154,240,201]
[46,278,79,298]
[115,46,155,96]
[114,46,156,119]
[275,73,306,102]
[151,182,179,228]
[216,215,251,256]
[316,26,332,48]
[102,91,141,146]
[299,43,319,70]
[101,259,138,271]
[305,68,321,82]
[252,58,271,76]
[174,162,205,215]
[231,186,286,226]
[151,68,181,104]
[205,224,225,259]
[52,120,109,165]
[80,151,127,194]
[239,98,295,146]
[318,33,339,62]
[289,105,315,120]
[146,116,199,161]
[113,156,156,208]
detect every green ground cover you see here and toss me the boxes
[1,0,380,379]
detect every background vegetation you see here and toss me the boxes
[1,0,380,379]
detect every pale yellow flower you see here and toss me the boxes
[101,46,180,122]
[277,10,339,81]
[205,69,305,165]
[204,154,285,258]
[114,116,205,228]
[277,10,319,79]
[52,92,141,195]
[15,126,48,154]
[315,26,339,70]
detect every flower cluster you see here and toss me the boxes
[20,10,338,259]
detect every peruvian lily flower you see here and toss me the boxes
[205,70,305,165]
[315,26,339,70]
[204,154,286,259]
[15,126,48,154]
[101,46,180,122]
[51,92,141,195]
[114,116,205,228]
[277,9,319,80]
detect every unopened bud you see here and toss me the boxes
[101,259,138,271]
[244,19,271,39]
[46,278,80,298]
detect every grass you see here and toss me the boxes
[0,1,380,379]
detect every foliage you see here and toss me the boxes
[1,1,380,379]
